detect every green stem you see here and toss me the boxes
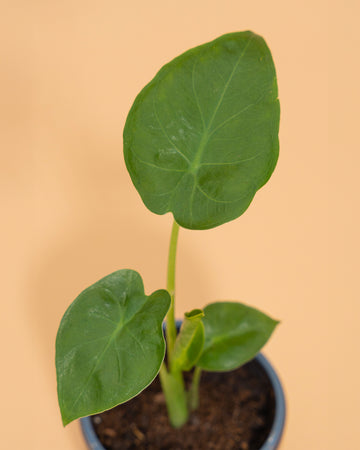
[159,220,188,427]
[159,364,188,428]
[165,220,180,364]
[188,366,202,411]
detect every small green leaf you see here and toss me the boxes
[171,309,205,372]
[56,269,170,425]
[197,301,278,371]
[124,31,279,230]
[184,309,204,320]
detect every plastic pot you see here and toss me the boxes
[80,352,285,450]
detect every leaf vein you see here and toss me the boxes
[127,329,146,356]
[70,325,121,412]
[205,35,254,132]
[196,183,243,205]
[208,95,265,138]
[131,150,186,173]
[192,60,206,130]
[153,93,191,165]
[199,151,264,167]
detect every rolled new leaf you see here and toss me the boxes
[56,269,170,425]
[197,301,278,371]
[171,309,205,372]
[124,31,279,230]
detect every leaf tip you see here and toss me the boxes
[184,309,204,320]
[60,412,72,427]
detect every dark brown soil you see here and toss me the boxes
[91,359,275,450]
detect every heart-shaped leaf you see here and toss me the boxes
[171,309,205,372]
[124,31,279,230]
[197,301,278,371]
[56,269,170,425]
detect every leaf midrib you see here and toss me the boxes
[68,319,125,416]
[189,35,254,173]
[67,294,150,417]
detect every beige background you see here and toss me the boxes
[0,1,356,449]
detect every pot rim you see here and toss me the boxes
[80,352,286,450]
[255,353,286,450]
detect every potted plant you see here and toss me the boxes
[56,31,285,449]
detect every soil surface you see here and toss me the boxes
[91,359,275,450]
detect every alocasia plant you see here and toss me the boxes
[56,30,280,428]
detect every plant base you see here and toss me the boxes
[81,356,285,450]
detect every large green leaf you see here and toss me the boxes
[197,302,278,371]
[171,309,205,372]
[56,269,170,425]
[123,31,279,230]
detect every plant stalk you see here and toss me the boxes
[159,364,188,428]
[165,220,180,363]
[158,220,189,427]
[188,366,202,410]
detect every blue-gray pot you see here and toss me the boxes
[80,353,286,450]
